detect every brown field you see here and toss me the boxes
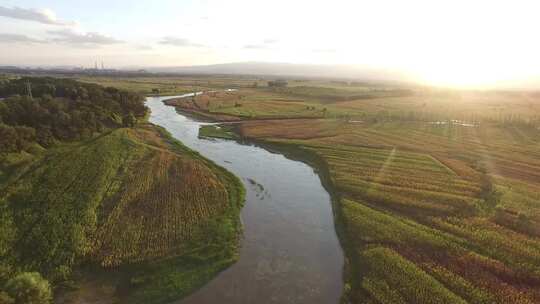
[239,115,540,303]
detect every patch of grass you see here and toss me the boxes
[341,199,466,253]
[126,227,237,304]
[0,149,40,188]
[358,247,466,304]
[199,125,238,140]
[165,90,325,120]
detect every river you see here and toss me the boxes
[146,94,344,304]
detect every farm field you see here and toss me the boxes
[131,75,540,304]
[238,109,540,303]
[161,82,540,126]
[76,75,262,96]
[0,122,244,304]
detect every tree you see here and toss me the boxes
[14,126,36,151]
[35,127,55,148]
[123,112,137,127]
[268,80,288,87]
[0,291,14,304]
[4,272,52,304]
[0,77,148,151]
[0,124,18,153]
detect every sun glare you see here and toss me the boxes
[335,0,540,88]
[414,61,503,88]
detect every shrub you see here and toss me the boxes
[4,272,52,304]
[0,291,15,304]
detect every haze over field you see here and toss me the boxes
[1,0,540,87]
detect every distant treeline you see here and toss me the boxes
[0,77,147,153]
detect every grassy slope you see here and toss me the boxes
[0,123,244,304]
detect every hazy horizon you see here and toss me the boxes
[1,0,540,88]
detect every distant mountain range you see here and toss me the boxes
[4,61,538,89]
[144,62,413,83]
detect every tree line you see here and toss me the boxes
[0,77,147,153]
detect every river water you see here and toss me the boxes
[146,94,343,304]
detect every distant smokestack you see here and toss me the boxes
[101,61,104,70]
[26,81,33,100]
[94,61,98,70]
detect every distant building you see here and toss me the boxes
[268,79,288,87]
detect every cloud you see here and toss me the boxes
[0,33,43,43]
[0,6,75,26]
[159,37,205,47]
[0,30,121,48]
[48,29,123,47]
[244,38,279,49]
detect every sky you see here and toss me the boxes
[1,0,540,87]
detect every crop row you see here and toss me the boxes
[94,147,230,267]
